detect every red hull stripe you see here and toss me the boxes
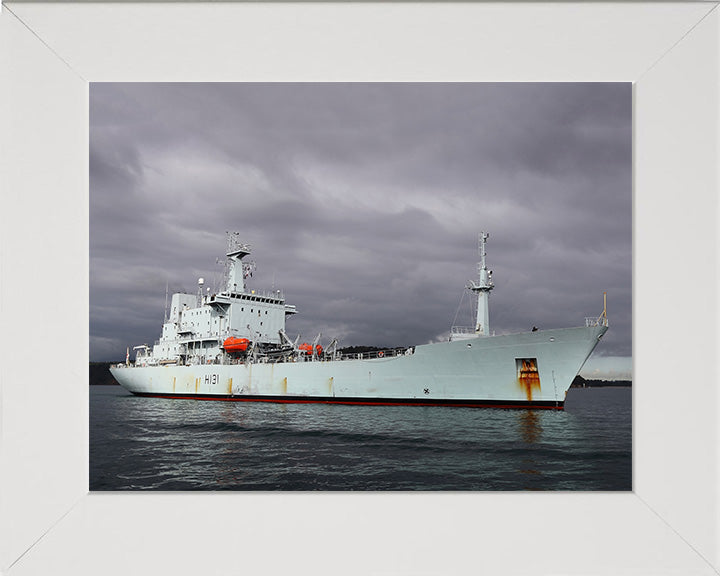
[131,392,564,410]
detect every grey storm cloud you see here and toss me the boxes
[90,82,631,373]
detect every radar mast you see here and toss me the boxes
[225,231,251,293]
[468,232,494,336]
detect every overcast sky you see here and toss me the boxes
[90,83,632,377]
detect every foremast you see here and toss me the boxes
[469,232,494,336]
[449,232,495,341]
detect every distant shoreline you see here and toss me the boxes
[571,375,631,388]
[89,362,631,388]
[89,362,122,386]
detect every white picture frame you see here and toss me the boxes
[1,2,718,574]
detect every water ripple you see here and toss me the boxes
[90,386,632,491]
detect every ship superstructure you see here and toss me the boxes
[134,232,297,368]
[111,232,609,409]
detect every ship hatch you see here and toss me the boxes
[516,358,541,401]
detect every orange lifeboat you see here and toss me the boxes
[299,343,323,356]
[222,337,250,352]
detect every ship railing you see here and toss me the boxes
[176,346,418,366]
[284,347,413,362]
[214,288,285,301]
[585,316,609,328]
[450,326,476,335]
[176,334,222,344]
[254,288,284,300]
[334,347,415,362]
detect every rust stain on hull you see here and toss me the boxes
[228,377,233,396]
[517,359,541,401]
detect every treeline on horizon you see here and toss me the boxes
[89,360,631,388]
[90,362,123,386]
[569,375,631,388]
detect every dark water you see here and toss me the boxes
[90,386,631,491]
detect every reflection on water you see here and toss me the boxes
[90,386,632,491]
[518,410,542,444]
[516,410,542,483]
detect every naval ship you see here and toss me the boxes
[110,232,608,409]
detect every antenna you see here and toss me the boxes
[477,232,492,289]
[226,230,251,256]
[164,281,169,322]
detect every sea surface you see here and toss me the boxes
[90,386,631,491]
